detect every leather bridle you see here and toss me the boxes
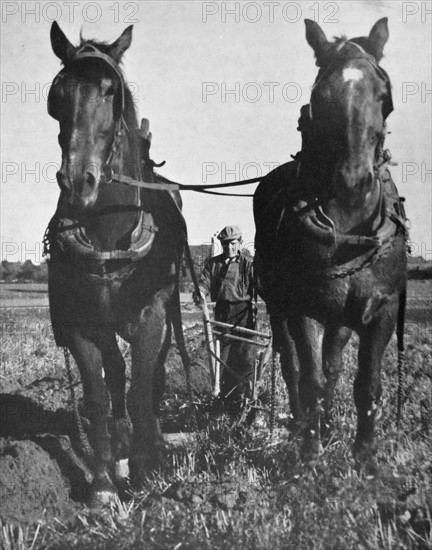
[46,45,160,266]
[309,40,393,124]
[48,44,137,183]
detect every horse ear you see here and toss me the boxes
[108,26,133,62]
[51,21,75,62]
[305,19,329,65]
[367,17,389,62]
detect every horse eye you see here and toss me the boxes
[369,132,380,145]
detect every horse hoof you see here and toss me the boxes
[300,448,322,466]
[88,477,118,507]
[354,455,378,476]
[300,439,323,465]
[114,458,130,482]
[352,442,378,474]
[129,451,164,487]
[89,488,118,508]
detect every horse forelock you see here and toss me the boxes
[78,38,114,60]
[330,36,348,52]
[319,34,383,69]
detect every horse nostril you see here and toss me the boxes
[85,171,97,187]
[56,171,69,193]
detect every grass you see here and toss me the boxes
[0,298,431,549]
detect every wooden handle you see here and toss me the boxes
[201,294,217,388]
[139,118,150,138]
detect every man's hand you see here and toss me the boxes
[192,290,203,306]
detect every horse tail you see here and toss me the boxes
[396,286,407,430]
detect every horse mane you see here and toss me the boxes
[331,36,348,51]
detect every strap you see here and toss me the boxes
[111,173,180,191]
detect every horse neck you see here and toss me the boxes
[297,138,335,199]
[85,115,142,250]
[298,138,384,234]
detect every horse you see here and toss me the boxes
[45,21,190,504]
[254,18,408,468]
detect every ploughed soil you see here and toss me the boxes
[0,313,257,520]
[2,288,429,523]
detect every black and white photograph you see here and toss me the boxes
[1,1,431,548]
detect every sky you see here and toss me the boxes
[1,0,431,263]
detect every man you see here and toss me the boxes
[194,226,257,412]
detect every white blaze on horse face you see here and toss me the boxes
[343,68,364,83]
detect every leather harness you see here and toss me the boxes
[257,42,407,278]
[45,44,165,275]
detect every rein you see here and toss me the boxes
[49,44,264,198]
[103,166,260,197]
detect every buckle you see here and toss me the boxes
[102,165,113,184]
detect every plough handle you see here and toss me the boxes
[183,243,218,394]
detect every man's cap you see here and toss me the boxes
[217,225,242,242]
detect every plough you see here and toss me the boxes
[198,294,276,426]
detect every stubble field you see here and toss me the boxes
[0,280,431,549]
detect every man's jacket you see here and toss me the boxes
[199,252,255,303]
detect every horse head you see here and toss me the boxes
[304,18,393,209]
[48,22,134,212]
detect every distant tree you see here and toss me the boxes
[408,264,432,279]
[17,260,38,280]
[0,260,20,281]
[0,260,48,282]
[36,261,48,282]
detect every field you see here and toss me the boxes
[0,281,431,549]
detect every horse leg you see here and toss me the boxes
[68,331,116,504]
[127,295,168,485]
[322,325,352,433]
[153,320,171,411]
[353,312,396,467]
[278,318,302,421]
[288,315,326,460]
[169,291,192,397]
[101,335,131,468]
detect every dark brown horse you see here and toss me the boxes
[45,22,189,503]
[254,18,407,467]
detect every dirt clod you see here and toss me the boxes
[0,438,73,522]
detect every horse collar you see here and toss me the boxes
[45,210,158,266]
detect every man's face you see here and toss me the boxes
[221,239,241,259]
